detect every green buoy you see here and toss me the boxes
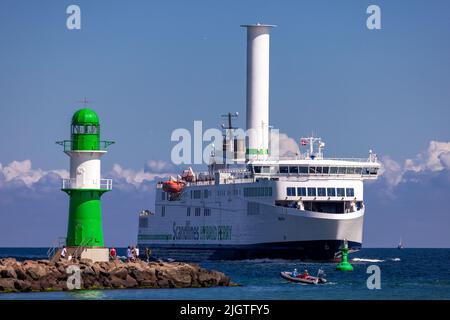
[336,239,354,271]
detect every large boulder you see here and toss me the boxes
[0,266,17,279]
[0,278,16,292]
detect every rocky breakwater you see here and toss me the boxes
[0,258,231,293]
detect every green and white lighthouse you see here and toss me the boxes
[57,108,114,261]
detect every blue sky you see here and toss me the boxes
[0,0,449,247]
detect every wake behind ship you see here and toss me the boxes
[137,24,380,261]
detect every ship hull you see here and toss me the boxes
[138,201,365,262]
[139,240,360,262]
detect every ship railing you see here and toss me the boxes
[269,155,377,163]
[62,178,113,190]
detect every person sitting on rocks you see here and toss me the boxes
[127,246,133,262]
[109,247,117,260]
[60,246,67,260]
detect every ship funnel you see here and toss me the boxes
[241,23,275,160]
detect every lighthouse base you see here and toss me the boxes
[79,248,110,262]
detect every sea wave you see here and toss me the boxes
[351,258,384,263]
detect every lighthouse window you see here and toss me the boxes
[161,192,166,201]
[297,187,306,197]
[187,207,191,216]
[289,166,299,174]
[337,188,345,197]
[307,187,316,197]
[195,208,201,216]
[318,188,326,197]
[327,188,336,197]
[299,166,308,174]
[279,166,288,174]
[161,206,165,217]
[329,167,338,174]
[204,208,211,216]
[346,188,355,197]
[286,187,296,196]
[204,190,208,198]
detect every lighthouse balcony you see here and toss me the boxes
[56,140,115,152]
[62,178,113,190]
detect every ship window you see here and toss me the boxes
[195,208,201,216]
[318,188,326,196]
[161,191,166,201]
[370,167,378,175]
[299,166,308,174]
[253,166,261,174]
[347,167,356,174]
[327,188,336,197]
[187,207,191,216]
[297,187,306,197]
[354,167,362,174]
[309,167,316,174]
[270,166,279,174]
[204,190,208,198]
[322,167,329,174]
[316,167,323,174]
[280,166,288,174]
[307,187,316,196]
[346,188,355,197]
[192,190,202,199]
[286,187,296,196]
[329,167,338,174]
[289,166,299,174]
[261,166,271,174]
[338,167,346,174]
[337,188,345,197]
[161,206,165,217]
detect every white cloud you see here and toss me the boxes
[0,160,68,188]
[379,140,450,189]
[0,159,175,192]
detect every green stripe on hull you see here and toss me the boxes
[64,189,108,247]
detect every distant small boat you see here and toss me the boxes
[280,271,327,285]
[397,238,404,249]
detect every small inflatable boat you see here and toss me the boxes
[280,271,327,285]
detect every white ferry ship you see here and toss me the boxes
[137,24,380,261]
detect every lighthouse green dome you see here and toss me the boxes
[71,108,100,125]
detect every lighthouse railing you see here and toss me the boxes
[56,140,115,152]
[62,178,113,190]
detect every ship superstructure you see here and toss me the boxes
[138,24,380,261]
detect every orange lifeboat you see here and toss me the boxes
[162,179,185,193]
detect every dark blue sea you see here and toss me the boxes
[1,248,449,300]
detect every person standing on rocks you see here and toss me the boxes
[60,246,67,260]
[109,247,117,260]
[135,246,140,261]
[127,246,133,262]
[145,247,152,262]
